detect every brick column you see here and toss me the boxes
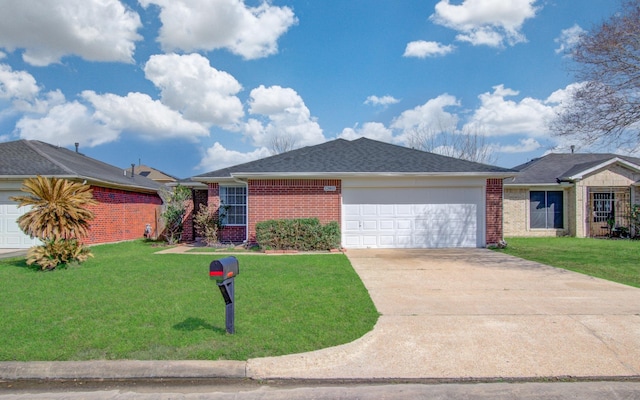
[485,178,504,246]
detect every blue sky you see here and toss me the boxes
[0,0,624,178]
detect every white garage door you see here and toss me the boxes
[0,191,38,249]
[342,187,484,248]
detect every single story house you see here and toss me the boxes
[186,138,515,249]
[0,139,164,249]
[503,153,640,238]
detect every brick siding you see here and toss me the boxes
[247,179,342,243]
[85,186,162,245]
[485,178,503,245]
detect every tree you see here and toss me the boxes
[10,176,97,270]
[406,122,497,165]
[269,134,298,155]
[551,0,640,150]
[159,184,192,245]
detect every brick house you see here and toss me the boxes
[186,138,514,249]
[504,153,640,238]
[0,140,164,248]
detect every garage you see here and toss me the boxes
[0,191,38,249]
[342,184,485,248]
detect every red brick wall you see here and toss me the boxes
[85,186,162,245]
[247,179,342,242]
[485,178,504,246]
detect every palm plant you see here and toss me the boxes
[11,176,97,270]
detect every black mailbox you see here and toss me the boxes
[209,256,239,281]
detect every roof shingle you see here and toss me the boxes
[507,153,640,185]
[195,137,514,179]
[0,140,162,192]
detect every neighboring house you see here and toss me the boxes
[504,153,640,238]
[186,138,515,249]
[0,140,164,249]
[125,164,178,184]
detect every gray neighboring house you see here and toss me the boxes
[186,137,515,249]
[504,153,640,238]
[0,139,164,249]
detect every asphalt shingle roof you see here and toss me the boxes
[0,140,162,192]
[195,137,514,179]
[507,153,640,185]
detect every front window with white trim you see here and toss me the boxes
[219,186,246,225]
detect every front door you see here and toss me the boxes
[588,188,630,237]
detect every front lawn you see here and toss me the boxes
[495,237,640,288]
[0,241,378,361]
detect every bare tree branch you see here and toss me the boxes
[551,0,640,150]
[268,134,298,155]
[406,122,498,165]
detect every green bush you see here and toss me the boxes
[256,218,341,251]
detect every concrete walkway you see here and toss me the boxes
[247,249,640,379]
[2,248,640,382]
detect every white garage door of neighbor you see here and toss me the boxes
[342,187,484,248]
[0,193,38,249]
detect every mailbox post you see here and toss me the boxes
[209,256,239,334]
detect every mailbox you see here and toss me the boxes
[209,256,239,334]
[209,256,239,281]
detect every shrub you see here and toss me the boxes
[193,204,220,246]
[27,238,93,270]
[255,218,341,251]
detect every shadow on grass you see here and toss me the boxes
[173,317,226,334]
[1,257,42,272]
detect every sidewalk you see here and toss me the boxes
[0,248,26,259]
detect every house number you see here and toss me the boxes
[324,186,337,192]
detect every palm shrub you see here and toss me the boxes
[10,176,97,270]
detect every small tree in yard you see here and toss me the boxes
[10,176,97,270]
[160,184,191,245]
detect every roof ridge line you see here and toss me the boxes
[24,140,77,176]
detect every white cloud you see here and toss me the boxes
[244,85,324,148]
[140,0,297,60]
[82,91,209,141]
[16,101,119,147]
[430,0,539,47]
[555,24,586,55]
[390,94,460,132]
[497,137,540,153]
[0,64,39,101]
[0,64,66,114]
[144,53,244,127]
[364,95,400,107]
[13,89,66,114]
[464,85,555,136]
[0,0,141,66]
[403,40,455,58]
[339,122,394,143]
[197,142,271,171]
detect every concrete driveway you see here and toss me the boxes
[248,249,640,379]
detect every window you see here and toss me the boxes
[530,191,563,229]
[219,186,246,225]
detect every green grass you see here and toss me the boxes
[495,237,640,288]
[0,241,378,361]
